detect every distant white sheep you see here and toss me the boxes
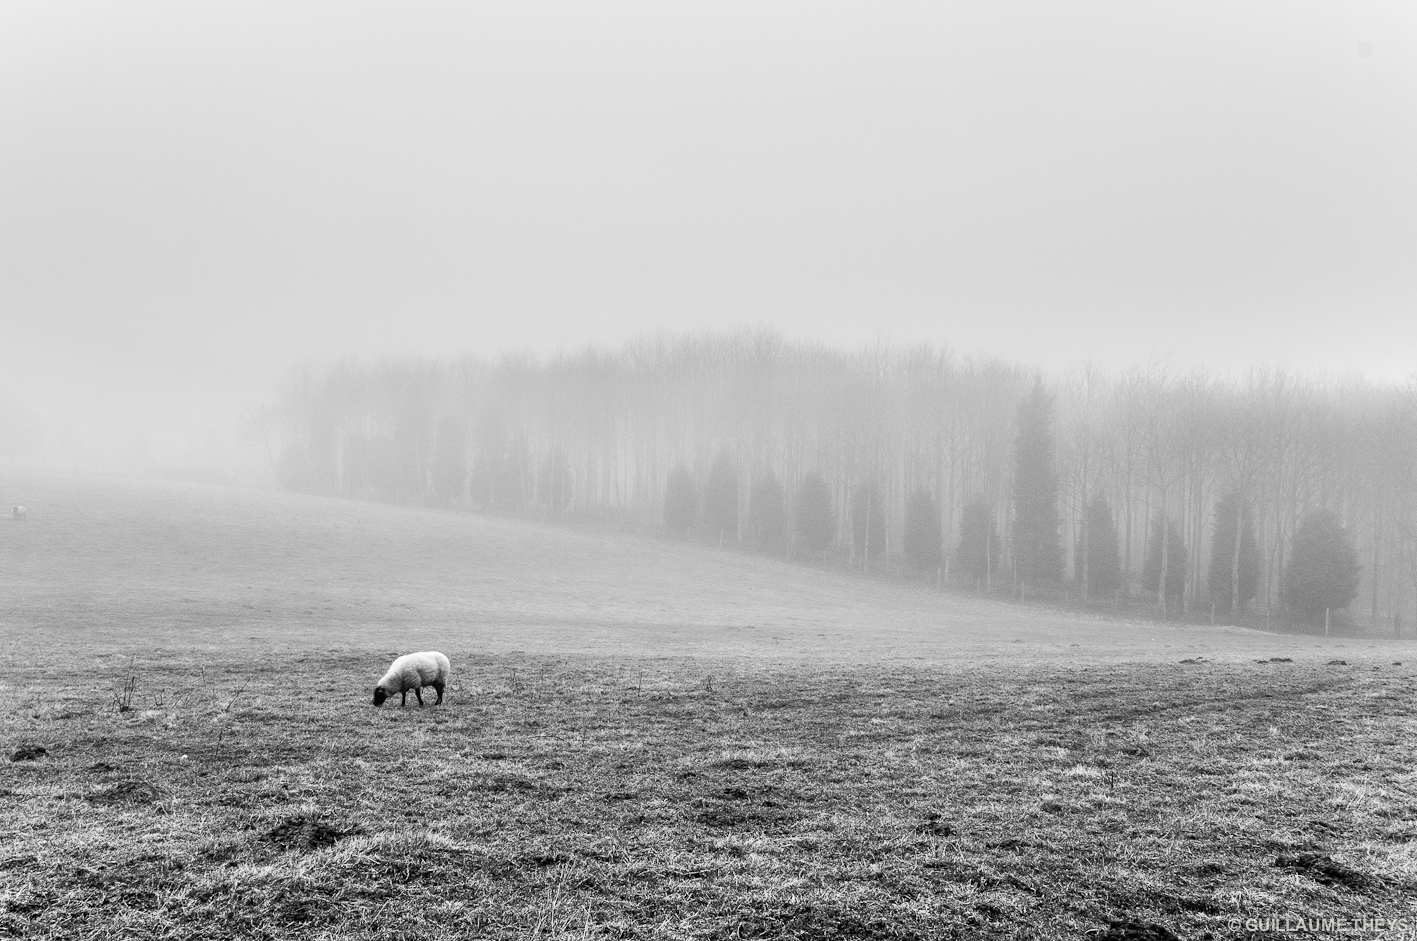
[11,506,25,520]
[373,651,450,707]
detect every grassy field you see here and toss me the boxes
[3,473,1417,939]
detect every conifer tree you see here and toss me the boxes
[794,472,834,555]
[537,446,572,512]
[1013,380,1064,584]
[903,487,942,574]
[747,471,786,552]
[1283,509,1360,628]
[663,466,697,538]
[470,408,506,511]
[430,415,467,502]
[701,450,739,542]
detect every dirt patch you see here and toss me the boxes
[10,745,47,761]
[523,851,571,868]
[736,901,928,940]
[87,779,162,805]
[68,853,184,905]
[1274,852,1373,889]
[262,813,361,851]
[694,803,795,829]
[713,757,757,770]
[1097,921,1179,941]
[913,813,953,836]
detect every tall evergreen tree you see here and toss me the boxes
[956,495,1000,589]
[663,466,697,538]
[1283,509,1360,628]
[537,446,572,512]
[365,433,400,500]
[701,450,739,542]
[747,471,786,552]
[1082,492,1123,599]
[851,481,886,568]
[469,408,506,511]
[794,472,834,556]
[430,415,467,502]
[469,454,503,510]
[1013,379,1064,584]
[1208,492,1259,619]
[496,436,527,512]
[903,487,942,574]
[1142,518,1187,612]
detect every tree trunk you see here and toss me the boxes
[1079,501,1089,604]
[1157,496,1169,619]
[1230,497,1243,622]
[864,491,871,571]
[985,520,993,593]
[1372,501,1382,629]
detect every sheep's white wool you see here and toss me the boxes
[374,651,450,707]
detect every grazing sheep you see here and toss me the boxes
[12,506,25,520]
[373,651,450,707]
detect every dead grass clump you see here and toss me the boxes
[111,674,138,713]
[86,778,162,805]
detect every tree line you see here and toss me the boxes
[249,329,1417,631]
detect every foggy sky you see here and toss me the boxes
[2,2,1414,466]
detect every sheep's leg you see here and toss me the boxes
[414,688,425,707]
[400,690,408,707]
[432,681,444,705]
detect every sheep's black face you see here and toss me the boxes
[373,687,388,707]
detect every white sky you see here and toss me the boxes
[1,2,1414,462]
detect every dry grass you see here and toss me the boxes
[4,652,1416,939]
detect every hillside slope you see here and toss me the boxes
[0,472,1388,663]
